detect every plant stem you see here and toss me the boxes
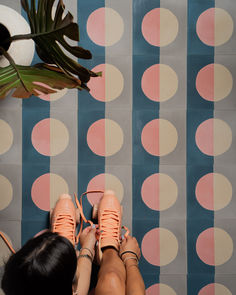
[2,24,78,45]
[2,33,34,44]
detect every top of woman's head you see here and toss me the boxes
[1,231,77,295]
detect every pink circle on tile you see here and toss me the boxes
[142,228,160,266]
[196,64,214,101]
[142,173,160,210]
[198,284,215,295]
[146,284,160,295]
[87,119,105,156]
[141,119,178,156]
[87,64,124,102]
[87,8,105,46]
[142,228,178,266]
[196,173,214,210]
[141,173,177,211]
[87,173,123,205]
[142,8,178,47]
[87,8,124,47]
[88,64,105,101]
[146,284,176,295]
[196,227,233,266]
[31,118,69,156]
[31,173,69,211]
[196,119,214,155]
[198,283,232,295]
[87,119,123,157]
[142,8,160,46]
[195,118,232,156]
[141,64,178,102]
[141,119,159,156]
[196,8,233,47]
[31,173,50,211]
[196,227,215,265]
[142,64,160,101]
[196,64,232,102]
[196,8,215,46]
[32,118,50,156]
[87,174,105,205]
[195,173,232,211]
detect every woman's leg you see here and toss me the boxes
[95,191,125,295]
[95,248,126,295]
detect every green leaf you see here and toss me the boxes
[21,0,97,83]
[0,63,83,99]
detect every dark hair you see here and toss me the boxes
[1,232,77,295]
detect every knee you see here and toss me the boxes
[98,270,124,290]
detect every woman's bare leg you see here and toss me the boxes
[95,191,126,295]
[95,248,126,295]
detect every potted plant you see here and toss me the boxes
[0,0,99,99]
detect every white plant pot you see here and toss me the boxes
[0,5,35,67]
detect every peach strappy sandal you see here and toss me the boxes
[95,190,130,262]
[98,190,122,250]
[51,194,79,247]
[51,191,104,248]
[75,190,129,263]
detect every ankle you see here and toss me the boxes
[120,251,139,267]
[103,247,119,257]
